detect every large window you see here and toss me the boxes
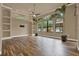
[37,5,65,33]
[38,17,63,33]
[38,15,54,32]
[55,18,63,32]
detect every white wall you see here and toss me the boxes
[11,17,29,37]
[10,9,33,37]
[64,4,77,39]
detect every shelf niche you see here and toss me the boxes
[2,6,11,38]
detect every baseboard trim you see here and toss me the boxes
[1,37,13,40]
[68,38,78,42]
[1,35,28,40]
[77,46,79,51]
[77,43,79,51]
[11,35,28,38]
[40,35,77,42]
[0,51,2,55]
[78,47,79,51]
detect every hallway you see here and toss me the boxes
[2,36,79,56]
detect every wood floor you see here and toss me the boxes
[2,36,79,56]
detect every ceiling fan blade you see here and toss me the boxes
[35,13,40,15]
[32,11,34,14]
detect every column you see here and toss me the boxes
[77,4,79,50]
[0,3,2,55]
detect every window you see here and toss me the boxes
[47,20,54,32]
[55,18,63,32]
[42,20,47,32]
[38,16,63,33]
[37,5,65,33]
[38,21,43,32]
[38,15,54,32]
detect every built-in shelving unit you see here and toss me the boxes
[1,5,11,38]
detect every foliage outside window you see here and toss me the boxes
[38,15,54,32]
[54,5,65,32]
[55,17,63,32]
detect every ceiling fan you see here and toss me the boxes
[29,4,40,21]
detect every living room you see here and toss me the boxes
[0,3,79,56]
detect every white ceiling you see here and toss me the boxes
[3,3,64,16]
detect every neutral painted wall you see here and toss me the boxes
[64,4,77,39]
[11,17,29,37]
[10,9,33,37]
[11,10,30,36]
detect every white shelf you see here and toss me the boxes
[3,16,10,19]
[2,6,11,38]
[3,30,10,32]
[3,23,10,25]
